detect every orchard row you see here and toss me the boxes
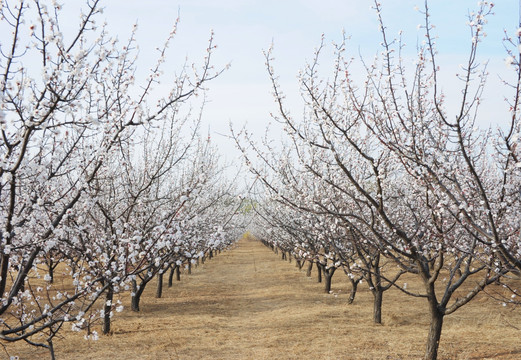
[0,1,246,358]
[239,2,520,360]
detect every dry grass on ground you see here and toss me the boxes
[4,236,521,359]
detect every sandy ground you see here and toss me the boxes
[4,236,521,359]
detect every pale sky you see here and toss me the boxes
[99,0,517,162]
[8,1,521,163]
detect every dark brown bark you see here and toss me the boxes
[0,254,9,297]
[306,261,313,277]
[324,273,332,293]
[317,263,322,283]
[48,340,56,360]
[320,264,336,293]
[176,265,181,281]
[48,258,54,284]
[131,279,146,312]
[347,279,358,304]
[296,259,305,270]
[372,289,383,324]
[155,272,163,298]
[102,286,114,335]
[168,265,175,287]
[425,303,444,360]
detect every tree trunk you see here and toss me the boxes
[306,261,313,277]
[348,279,358,304]
[168,266,174,287]
[324,272,332,293]
[372,288,383,324]
[102,286,114,335]
[188,262,192,275]
[424,303,444,360]
[0,254,10,297]
[156,272,163,298]
[176,265,181,281]
[131,279,146,312]
[320,264,336,293]
[48,340,56,360]
[317,263,322,283]
[48,258,54,284]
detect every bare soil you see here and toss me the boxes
[4,236,521,359]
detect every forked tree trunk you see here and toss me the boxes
[306,261,313,277]
[156,272,164,298]
[103,286,114,334]
[320,264,336,293]
[131,279,146,312]
[297,259,305,270]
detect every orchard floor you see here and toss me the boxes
[5,236,521,360]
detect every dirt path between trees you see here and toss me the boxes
[7,236,521,359]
